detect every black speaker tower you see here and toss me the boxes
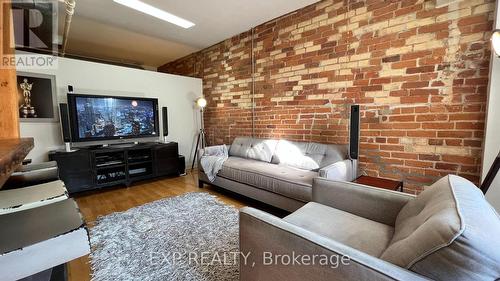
[59,103,72,151]
[59,85,74,152]
[162,107,168,142]
[349,105,360,160]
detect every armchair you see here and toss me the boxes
[240,175,500,280]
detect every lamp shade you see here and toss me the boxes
[492,30,500,57]
[196,97,207,108]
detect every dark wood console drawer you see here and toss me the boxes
[155,157,178,176]
[153,143,178,159]
[49,150,95,193]
[61,172,95,193]
[49,150,92,172]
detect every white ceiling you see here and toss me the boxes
[63,0,319,68]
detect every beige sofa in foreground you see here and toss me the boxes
[240,175,500,280]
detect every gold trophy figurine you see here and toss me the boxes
[19,78,37,118]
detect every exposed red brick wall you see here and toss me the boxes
[159,0,495,193]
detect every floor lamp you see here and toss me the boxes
[481,150,500,194]
[192,97,207,170]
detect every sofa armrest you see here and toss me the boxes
[197,145,230,172]
[318,159,357,181]
[240,207,428,281]
[198,145,230,157]
[312,177,415,226]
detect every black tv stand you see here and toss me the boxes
[49,142,185,194]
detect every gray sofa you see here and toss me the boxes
[198,137,357,212]
[240,175,500,280]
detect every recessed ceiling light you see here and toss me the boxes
[113,0,195,29]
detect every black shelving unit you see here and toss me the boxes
[49,142,184,194]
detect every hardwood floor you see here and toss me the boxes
[68,170,285,281]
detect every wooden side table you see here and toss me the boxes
[354,175,403,192]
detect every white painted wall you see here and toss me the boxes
[16,52,203,165]
[483,2,500,212]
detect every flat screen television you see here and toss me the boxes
[67,94,159,143]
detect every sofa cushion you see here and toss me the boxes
[228,137,250,159]
[229,137,278,163]
[284,202,394,257]
[218,157,316,202]
[271,140,347,170]
[380,175,500,280]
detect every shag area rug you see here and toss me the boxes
[89,192,239,281]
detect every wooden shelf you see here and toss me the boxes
[128,160,152,166]
[96,163,126,170]
[0,138,34,188]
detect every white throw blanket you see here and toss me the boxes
[200,145,228,182]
